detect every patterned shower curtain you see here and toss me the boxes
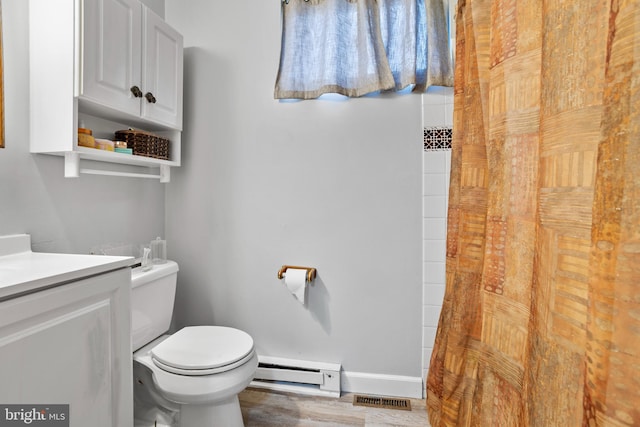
[426,0,640,425]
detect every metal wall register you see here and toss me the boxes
[0,405,69,426]
[424,127,452,151]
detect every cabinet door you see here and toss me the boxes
[81,0,142,117]
[0,269,132,426]
[142,8,183,129]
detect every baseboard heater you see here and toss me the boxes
[250,356,341,398]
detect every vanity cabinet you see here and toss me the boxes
[29,0,183,181]
[0,268,132,426]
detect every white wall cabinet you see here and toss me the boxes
[29,0,183,182]
[0,268,133,426]
[82,0,183,129]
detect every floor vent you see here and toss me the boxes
[353,395,412,411]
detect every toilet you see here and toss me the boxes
[131,260,258,426]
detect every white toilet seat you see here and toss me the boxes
[152,351,255,376]
[151,326,254,376]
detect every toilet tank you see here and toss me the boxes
[131,260,179,351]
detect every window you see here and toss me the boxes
[275,0,453,99]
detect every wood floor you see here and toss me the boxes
[239,388,431,426]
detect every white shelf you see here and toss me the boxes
[75,146,178,167]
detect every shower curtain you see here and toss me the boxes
[426,0,640,426]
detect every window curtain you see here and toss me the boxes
[427,0,640,426]
[274,0,453,99]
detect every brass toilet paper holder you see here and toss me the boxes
[277,265,317,283]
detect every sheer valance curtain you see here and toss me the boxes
[274,0,453,99]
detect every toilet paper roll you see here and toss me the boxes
[284,268,308,305]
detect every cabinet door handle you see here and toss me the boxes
[130,86,143,98]
[145,92,157,104]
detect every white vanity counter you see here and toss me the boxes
[0,233,134,425]
[0,234,133,300]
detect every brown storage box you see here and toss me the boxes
[114,129,170,160]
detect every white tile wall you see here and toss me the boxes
[421,86,453,397]
[421,149,451,396]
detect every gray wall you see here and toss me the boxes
[0,0,165,254]
[165,1,424,380]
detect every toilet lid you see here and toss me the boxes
[151,326,254,376]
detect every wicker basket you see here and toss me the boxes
[114,129,170,160]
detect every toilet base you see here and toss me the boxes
[180,395,244,427]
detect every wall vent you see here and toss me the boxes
[424,126,453,151]
[250,356,341,398]
[353,394,412,411]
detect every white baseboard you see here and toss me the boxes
[340,371,423,399]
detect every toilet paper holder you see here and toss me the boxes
[277,265,317,283]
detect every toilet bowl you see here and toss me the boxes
[131,261,257,426]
